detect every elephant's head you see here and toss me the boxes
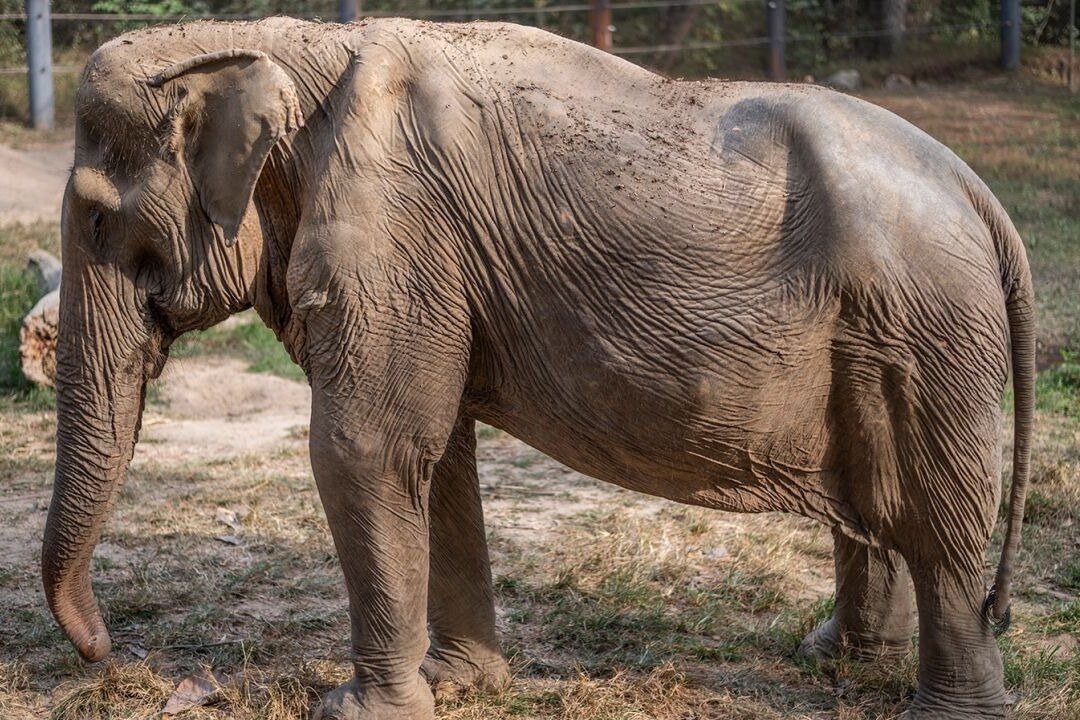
[44,39,303,662]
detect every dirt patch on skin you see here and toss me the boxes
[0,141,73,226]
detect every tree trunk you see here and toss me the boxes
[651,6,703,73]
[859,0,907,58]
[880,0,907,57]
[20,249,62,387]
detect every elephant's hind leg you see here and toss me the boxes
[889,426,1005,717]
[824,299,1007,717]
[799,528,915,662]
[423,415,511,696]
[891,362,1006,716]
[899,543,1005,719]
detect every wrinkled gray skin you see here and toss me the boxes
[45,18,1034,720]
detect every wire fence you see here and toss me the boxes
[0,1,1075,127]
[0,3,1024,75]
[613,20,1002,55]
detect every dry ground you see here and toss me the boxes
[0,141,73,227]
[0,75,1078,719]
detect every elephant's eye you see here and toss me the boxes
[89,208,105,241]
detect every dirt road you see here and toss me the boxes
[0,141,72,226]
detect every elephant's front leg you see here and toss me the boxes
[424,416,510,696]
[310,404,438,720]
[305,313,469,719]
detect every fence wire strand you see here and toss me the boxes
[0,9,1011,76]
[2,1,741,23]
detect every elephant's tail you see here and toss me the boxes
[966,173,1035,637]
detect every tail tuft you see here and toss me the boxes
[982,586,1012,637]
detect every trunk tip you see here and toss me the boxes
[42,572,113,662]
[74,626,112,663]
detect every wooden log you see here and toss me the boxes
[28,248,62,293]
[20,250,62,388]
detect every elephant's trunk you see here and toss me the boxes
[42,260,153,662]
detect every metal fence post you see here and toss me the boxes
[339,0,360,23]
[766,0,785,81]
[590,0,612,52]
[25,0,54,130]
[1000,0,1020,70]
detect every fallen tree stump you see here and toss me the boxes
[20,250,62,388]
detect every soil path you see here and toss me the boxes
[0,141,73,226]
[138,357,312,465]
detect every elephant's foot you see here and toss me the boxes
[313,676,435,720]
[421,642,511,699]
[797,617,844,662]
[797,617,910,663]
[899,689,1005,720]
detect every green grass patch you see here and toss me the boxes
[171,315,305,382]
[1058,559,1080,591]
[476,423,503,440]
[1022,489,1070,527]
[509,454,539,469]
[0,263,55,407]
[539,574,677,671]
[1039,599,1080,636]
[0,223,60,408]
[1036,348,1080,420]
[1001,636,1080,694]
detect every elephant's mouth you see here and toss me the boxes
[144,341,170,380]
[143,300,175,380]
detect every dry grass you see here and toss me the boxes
[49,663,173,720]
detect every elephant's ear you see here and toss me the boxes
[147,49,304,246]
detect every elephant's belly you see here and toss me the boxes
[469,353,851,528]
[465,268,863,529]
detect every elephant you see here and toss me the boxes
[44,16,1034,720]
